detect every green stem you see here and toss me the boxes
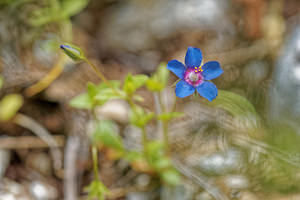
[127,97,148,154]
[84,58,123,98]
[162,121,169,154]
[157,92,170,153]
[85,58,112,88]
[141,126,148,154]
[92,145,99,180]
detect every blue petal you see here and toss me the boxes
[167,60,186,79]
[196,81,218,101]
[202,61,223,80]
[185,47,203,68]
[175,80,195,98]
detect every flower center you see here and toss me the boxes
[184,68,203,86]
[189,72,199,82]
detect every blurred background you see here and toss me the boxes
[1,0,300,199]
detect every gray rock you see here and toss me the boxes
[29,181,58,200]
[243,60,269,83]
[224,175,250,190]
[161,183,197,200]
[0,179,31,200]
[188,148,245,176]
[95,100,129,124]
[126,192,152,200]
[269,26,300,132]
[101,0,232,52]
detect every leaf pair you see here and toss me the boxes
[145,141,180,185]
[123,74,148,96]
[84,180,108,200]
[92,120,124,151]
[70,81,123,109]
[130,106,154,128]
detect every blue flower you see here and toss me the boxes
[167,47,223,101]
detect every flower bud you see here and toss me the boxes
[60,44,85,61]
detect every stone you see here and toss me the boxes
[269,26,300,132]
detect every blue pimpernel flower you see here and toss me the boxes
[167,47,223,101]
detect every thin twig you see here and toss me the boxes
[153,92,163,138]
[64,135,81,200]
[24,53,67,97]
[13,113,63,171]
[0,135,64,149]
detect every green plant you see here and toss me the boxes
[60,44,184,199]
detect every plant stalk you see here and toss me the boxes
[25,54,67,97]
[92,145,99,180]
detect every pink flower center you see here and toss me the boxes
[184,68,203,86]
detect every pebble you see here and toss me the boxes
[29,180,58,200]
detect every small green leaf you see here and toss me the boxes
[161,169,181,185]
[145,141,167,170]
[157,112,184,121]
[87,82,99,98]
[93,120,124,151]
[132,95,144,102]
[123,74,148,95]
[69,93,93,109]
[84,180,108,200]
[132,74,148,89]
[60,43,85,61]
[130,106,154,128]
[124,151,143,162]
[153,157,171,170]
[146,63,169,92]
[0,94,23,121]
[94,88,125,102]
[61,0,89,18]
[157,63,169,87]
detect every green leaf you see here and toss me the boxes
[132,74,148,88]
[87,82,99,98]
[0,94,23,121]
[211,90,259,119]
[69,93,93,109]
[61,0,89,17]
[157,112,184,121]
[84,180,108,200]
[70,81,123,109]
[153,157,171,170]
[94,88,125,102]
[157,63,169,87]
[60,43,85,61]
[132,95,144,102]
[146,63,169,91]
[130,106,154,128]
[145,141,169,170]
[124,151,143,162]
[93,120,124,151]
[123,74,148,95]
[161,169,181,186]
